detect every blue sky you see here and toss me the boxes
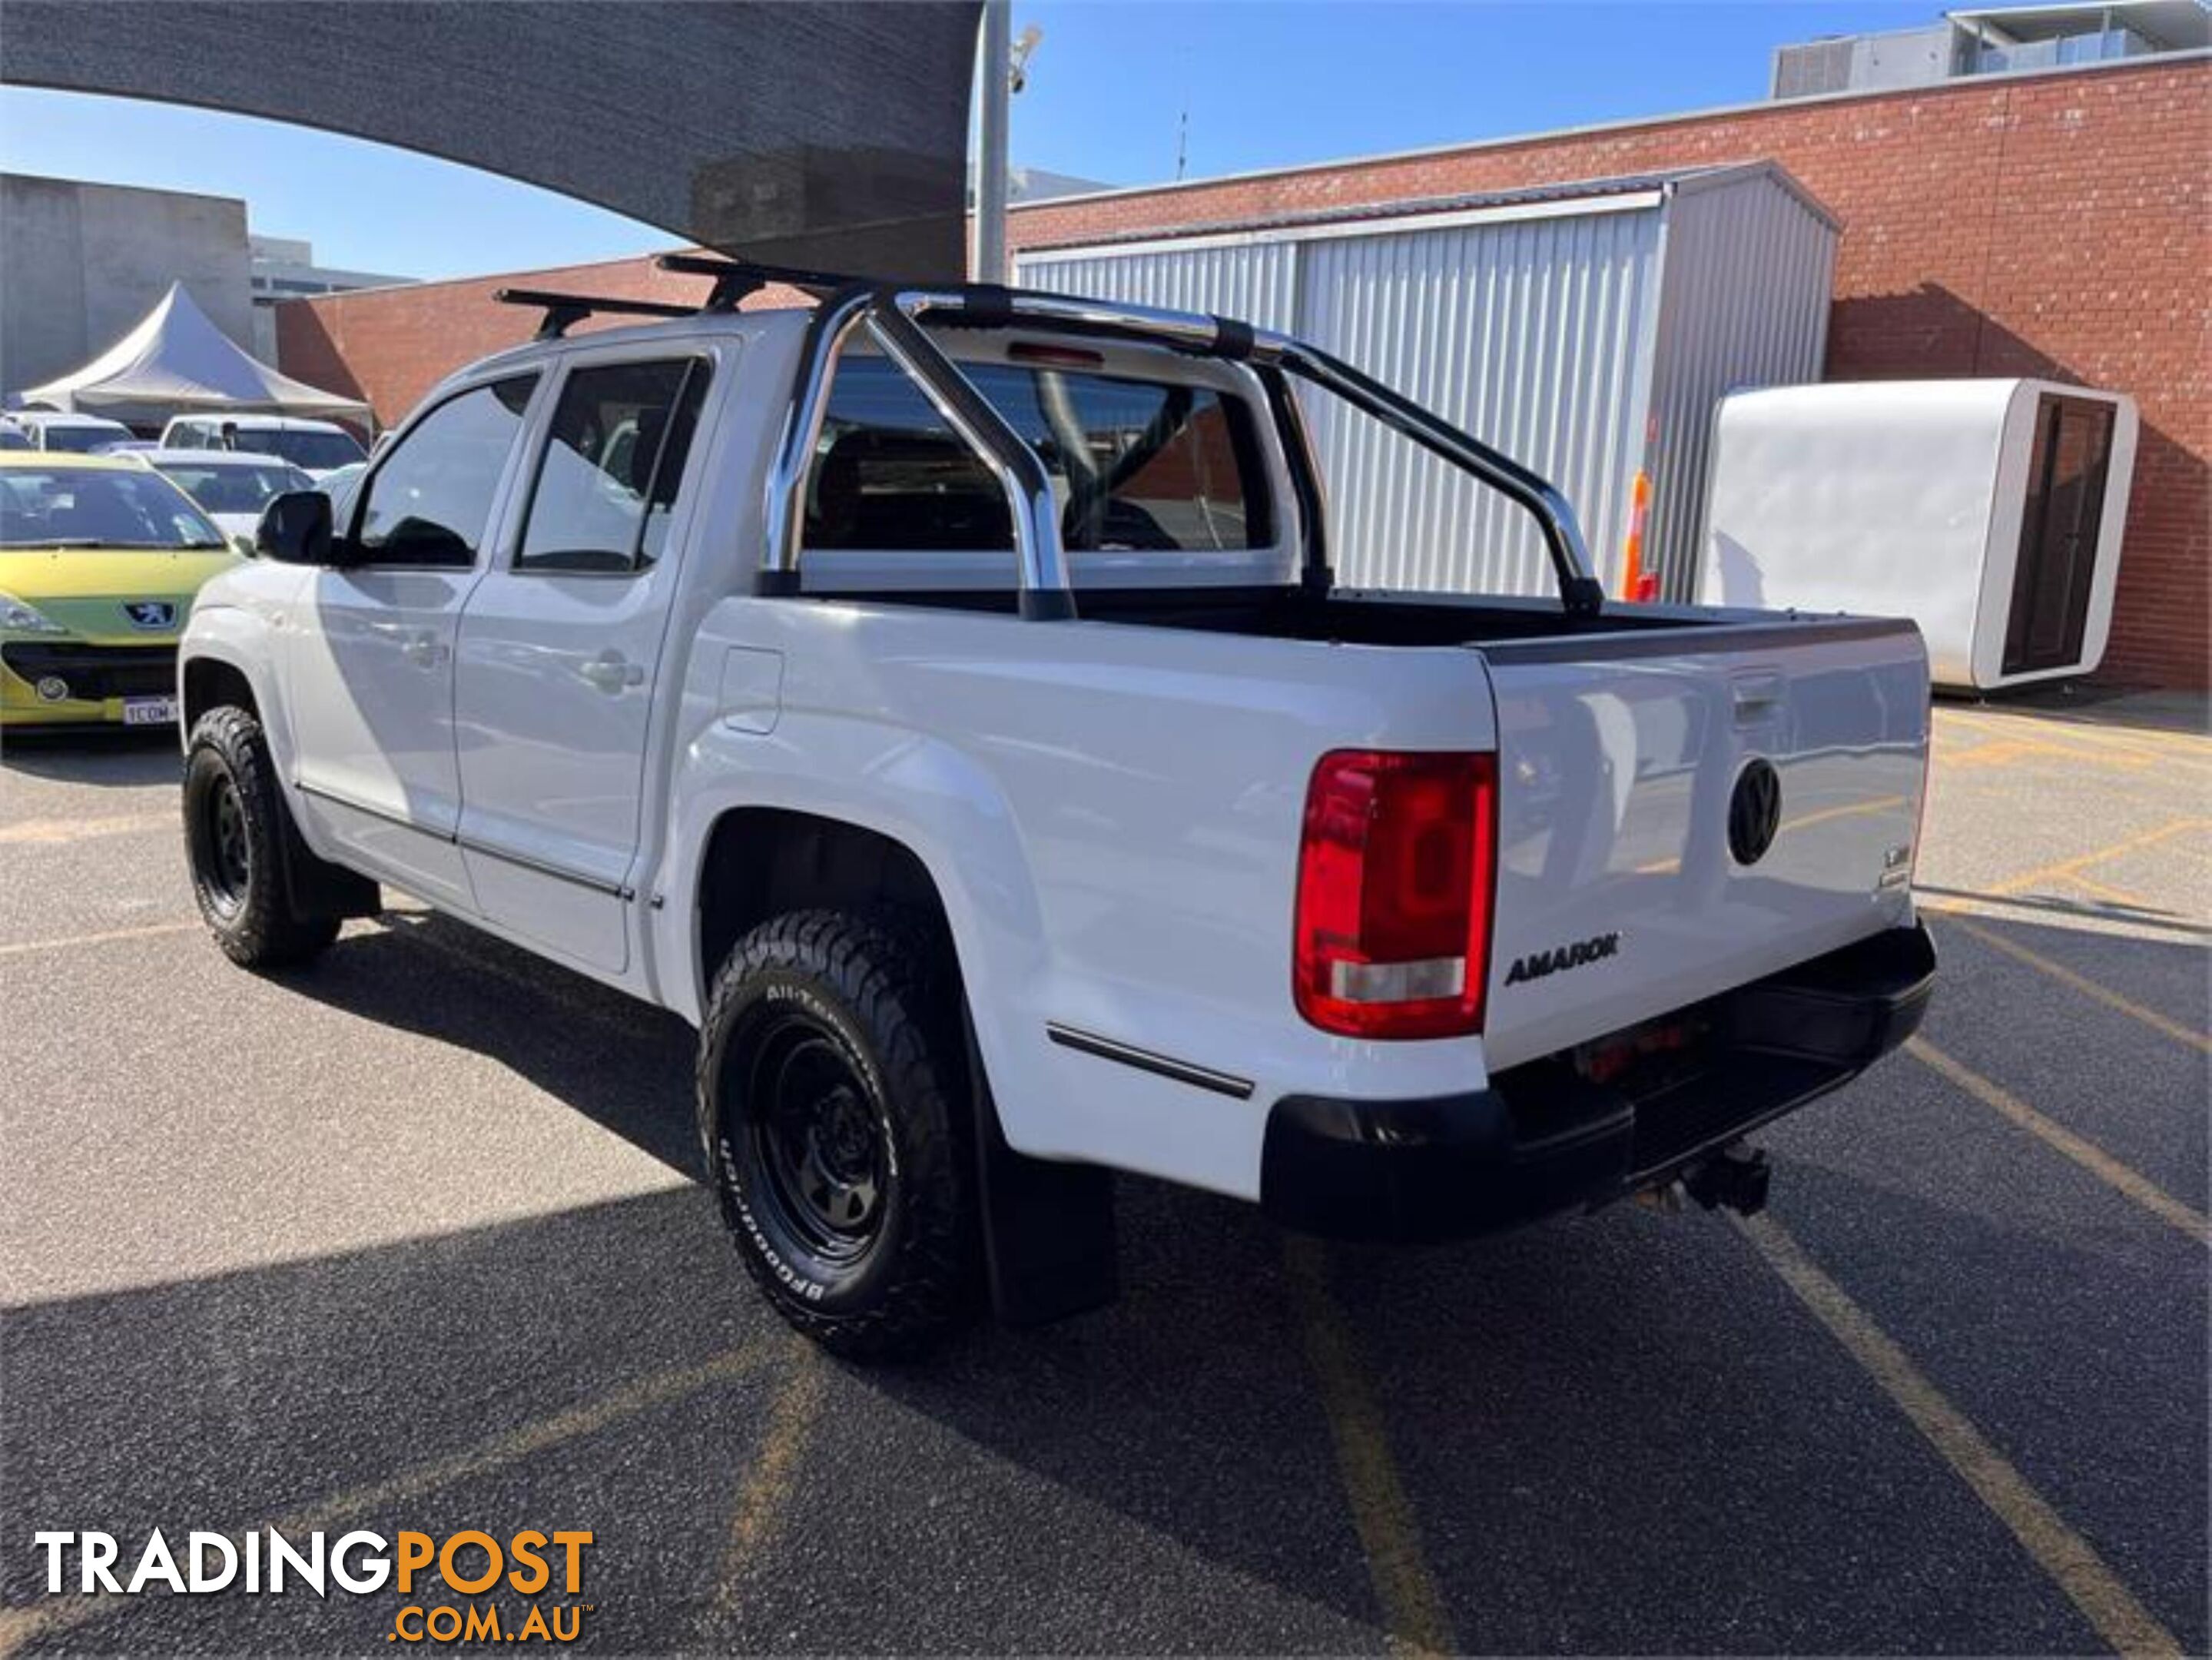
[0,2,1929,283]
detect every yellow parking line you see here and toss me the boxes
[2063,869,2160,908]
[1284,1238,1455,1657]
[0,918,200,958]
[711,1340,826,1617]
[1937,915,2210,1055]
[1938,712,2212,769]
[0,1342,776,1659]
[1938,738,2096,772]
[0,812,173,845]
[1739,1212,2182,1659]
[1991,819,2211,898]
[1906,1038,2209,1242]
[2013,722,2212,766]
[276,1343,778,1532]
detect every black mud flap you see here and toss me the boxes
[279,813,380,923]
[964,1016,1118,1328]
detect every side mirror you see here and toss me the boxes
[256,489,336,565]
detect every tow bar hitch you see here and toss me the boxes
[1681,1141,1771,1217]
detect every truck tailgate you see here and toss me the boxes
[1478,617,1928,1071]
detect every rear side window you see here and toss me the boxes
[517,357,709,575]
[804,357,1268,554]
[354,375,536,569]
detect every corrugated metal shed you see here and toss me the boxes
[1016,161,1837,602]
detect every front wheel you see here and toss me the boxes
[697,910,979,1360]
[183,706,341,968]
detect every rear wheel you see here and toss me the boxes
[698,910,979,1360]
[183,706,342,968]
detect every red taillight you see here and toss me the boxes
[1294,749,1498,1040]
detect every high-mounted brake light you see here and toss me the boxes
[1294,750,1498,1040]
[1007,341,1106,370]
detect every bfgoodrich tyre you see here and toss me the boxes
[182,706,341,968]
[697,909,978,1360]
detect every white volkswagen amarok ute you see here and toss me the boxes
[177,260,1935,1358]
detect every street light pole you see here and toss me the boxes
[971,0,1011,282]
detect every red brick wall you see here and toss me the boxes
[274,258,814,433]
[280,57,2208,687]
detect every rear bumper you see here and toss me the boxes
[1260,921,1936,1242]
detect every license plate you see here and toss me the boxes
[121,696,177,728]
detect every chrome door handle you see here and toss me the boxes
[579,652,644,693]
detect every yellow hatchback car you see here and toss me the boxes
[0,452,241,730]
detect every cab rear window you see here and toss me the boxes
[804,357,1270,554]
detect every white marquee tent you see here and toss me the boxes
[19,281,370,428]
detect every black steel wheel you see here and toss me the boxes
[182,706,341,968]
[698,909,978,1360]
[748,1013,888,1262]
[198,769,253,916]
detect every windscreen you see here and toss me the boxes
[806,357,1268,554]
[252,430,367,471]
[0,466,227,549]
[154,460,315,515]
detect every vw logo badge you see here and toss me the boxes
[35,676,69,703]
[122,600,176,630]
[1728,758,1783,866]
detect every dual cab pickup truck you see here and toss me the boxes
[178,262,1935,1358]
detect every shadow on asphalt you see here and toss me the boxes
[0,1187,783,1655]
[11,904,2198,1652]
[277,912,705,1177]
[0,728,178,789]
[1916,885,2212,937]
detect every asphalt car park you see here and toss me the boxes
[1,696,2204,1656]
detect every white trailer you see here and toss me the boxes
[1699,379,2137,690]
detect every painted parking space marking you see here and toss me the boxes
[1906,1037,2208,1242]
[1284,1238,1454,1658]
[1935,712,2212,773]
[0,1341,778,1659]
[1991,819,2211,899]
[0,918,200,958]
[0,812,174,845]
[1935,914,2210,1054]
[709,1340,826,1620]
[1739,1212,2183,1660]
[1916,891,2212,945]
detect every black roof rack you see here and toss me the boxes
[652,253,880,308]
[494,287,698,340]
